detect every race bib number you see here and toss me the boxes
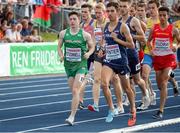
[106,44,121,60]
[136,63,141,71]
[155,38,170,50]
[66,48,81,62]
[94,27,103,42]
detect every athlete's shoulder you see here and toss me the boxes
[59,29,67,39]
[82,29,91,40]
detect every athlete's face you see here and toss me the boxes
[137,6,146,18]
[106,6,118,21]
[148,3,158,17]
[81,7,91,21]
[69,15,80,28]
[129,6,136,17]
[159,11,168,24]
[119,2,130,16]
[95,8,104,20]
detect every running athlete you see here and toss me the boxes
[101,2,136,126]
[87,2,124,114]
[147,7,180,119]
[79,3,95,109]
[136,2,147,64]
[119,0,150,110]
[142,0,160,106]
[58,11,94,125]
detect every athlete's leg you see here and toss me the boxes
[119,74,136,126]
[88,61,102,112]
[111,74,124,113]
[101,65,114,110]
[153,68,171,119]
[66,73,86,125]
[133,72,150,108]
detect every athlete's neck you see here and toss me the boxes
[121,13,129,22]
[97,17,105,26]
[160,21,168,29]
[151,14,158,21]
[70,27,80,34]
[109,18,118,27]
[84,17,92,25]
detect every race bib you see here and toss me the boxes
[94,27,103,42]
[106,44,121,60]
[155,38,169,50]
[66,48,81,62]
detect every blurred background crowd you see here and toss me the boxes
[0,0,179,43]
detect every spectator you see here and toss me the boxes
[20,19,31,37]
[5,11,16,26]
[5,22,18,42]
[16,23,23,42]
[29,28,42,42]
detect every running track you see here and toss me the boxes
[0,70,180,132]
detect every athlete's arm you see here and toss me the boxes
[146,27,154,53]
[131,17,146,44]
[140,20,147,33]
[58,30,66,62]
[111,23,134,48]
[173,27,180,46]
[83,31,95,59]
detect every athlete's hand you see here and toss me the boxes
[172,46,177,52]
[150,50,155,56]
[60,55,64,62]
[97,49,105,58]
[111,32,117,40]
[84,52,90,59]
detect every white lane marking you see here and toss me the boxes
[0,87,177,110]
[16,104,180,133]
[0,80,178,102]
[0,94,177,122]
[0,74,179,91]
[100,117,180,133]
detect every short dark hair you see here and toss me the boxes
[81,3,93,12]
[137,1,146,8]
[158,6,169,14]
[106,2,119,11]
[120,0,131,3]
[148,0,160,8]
[68,11,80,18]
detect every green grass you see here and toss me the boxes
[40,32,58,42]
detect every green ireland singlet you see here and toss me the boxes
[63,28,88,70]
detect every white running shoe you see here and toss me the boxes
[143,95,150,108]
[65,117,74,126]
[114,106,125,115]
[150,92,156,105]
[137,102,148,111]
[123,94,130,106]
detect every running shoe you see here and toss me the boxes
[105,110,115,123]
[114,106,125,115]
[123,94,130,106]
[88,104,99,112]
[143,95,150,108]
[78,101,84,110]
[152,110,163,119]
[173,83,179,97]
[65,118,74,126]
[150,92,156,105]
[128,111,136,126]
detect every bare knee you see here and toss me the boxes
[94,78,101,85]
[72,88,79,96]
